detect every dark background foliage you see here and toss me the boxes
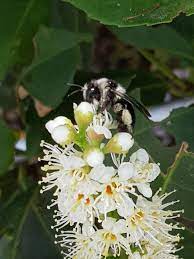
[0,1,194,258]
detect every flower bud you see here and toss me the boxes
[74,102,94,128]
[45,116,73,133]
[84,147,104,167]
[45,116,75,146]
[104,132,134,154]
[87,125,112,143]
[87,127,104,142]
[51,125,76,146]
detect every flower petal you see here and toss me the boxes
[113,219,127,234]
[130,148,149,164]
[118,162,135,181]
[147,163,160,182]
[97,198,117,214]
[90,165,116,183]
[93,125,112,139]
[102,217,116,231]
[45,116,72,133]
[137,183,152,198]
[85,148,105,167]
[117,196,134,218]
[60,155,85,170]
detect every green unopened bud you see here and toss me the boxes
[84,147,104,167]
[74,102,94,128]
[104,132,134,154]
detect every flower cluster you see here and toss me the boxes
[39,101,184,258]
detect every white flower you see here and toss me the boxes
[118,162,135,181]
[89,164,115,183]
[54,191,96,227]
[38,141,80,194]
[60,155,86,170]
[123,148,161,198]
[130,148,149,164]
[38,140,103,196]
[39,101,183,259]
[84,147,105,167]
[104,132,134,154]
[74,102,94,114]
[131,235,182,259]
[86,110,117,141]
[90,164,135,218]
[92,217,132,257]
[112,149,160,198]
[117,132,134,152]
[124,190,184,247]
[45,116,73,133]
[45,116,75,145]
[51,125,75,145]
[55,224,98,259]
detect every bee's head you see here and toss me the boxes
[83,78,121,104]
[83,79,101,103]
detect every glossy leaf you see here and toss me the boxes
[16,210,61,259]
[0,173,60,259]
[0,0,48,80]
[171,14,194,43]
[64,0,194,27]
[179,229,194,259]
[163,143,194,221]
[0,183,36,259]
[0,120,15,176]
[161,107,194,151]
[110,25,194,60]
[132,91,194,173]
[23,26,81,107]
[130,89,178,173]
[25,102,47,158]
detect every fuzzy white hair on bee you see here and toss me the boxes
[82,77,151,133]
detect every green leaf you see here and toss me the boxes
[13,210,61,259]
[25,100,48,158]
[110,25,194,60]
[64,0,194,27]
[23,26,81,107]
[171,14,194,43]
[0,120,15,176]
[130,89,178,173]
[0,170,60,259]
[162,143,194,221]
[0,0,49,80]
[178,229,194,259]
[0,183,37,259]
[161,107,194,152]
[134,113,179,173]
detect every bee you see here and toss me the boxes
[69,78,151,132]
[83,78,151,132]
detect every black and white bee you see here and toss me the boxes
[83,78,151,132]
[69,78,151,132]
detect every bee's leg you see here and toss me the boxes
[113,104,128,132]
[121,109,134,133]
[113,102,135,133]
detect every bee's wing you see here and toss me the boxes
[115,91,151,118]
